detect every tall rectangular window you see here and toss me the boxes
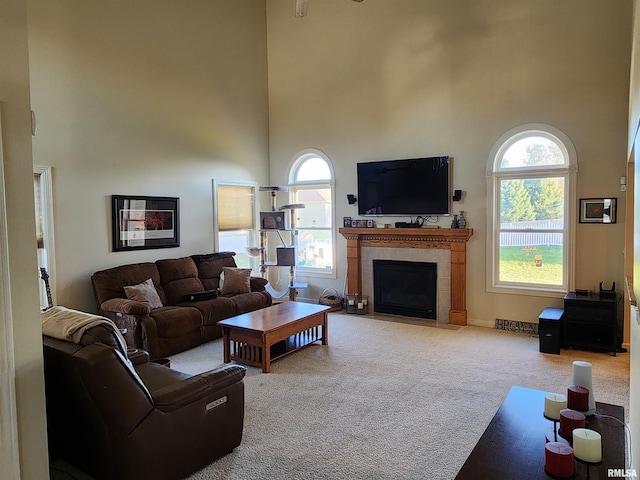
[487,126,576,295]
[214,181,257,270]
[291,186,333,271]
[498,176,565,287]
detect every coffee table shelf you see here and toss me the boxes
[270,325,323,358]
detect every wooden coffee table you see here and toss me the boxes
[454,386,626,479]
[219,302,330,373]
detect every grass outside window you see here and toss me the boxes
[499,245,563,285]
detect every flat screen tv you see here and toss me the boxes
[357,156,451,216]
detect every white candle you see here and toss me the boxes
[573,360,596,415]
[572,428,602,463]
[544,393,567,420]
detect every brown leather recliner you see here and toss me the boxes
[43,322,246,480]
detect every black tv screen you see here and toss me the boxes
[357,156,451,216]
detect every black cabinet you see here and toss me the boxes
[563,293,621,356]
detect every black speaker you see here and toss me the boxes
[539,308,563,354]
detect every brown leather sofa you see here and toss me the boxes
[43,321,247,480]
[91,252,272,359]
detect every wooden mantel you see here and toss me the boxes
[339,227,474,326]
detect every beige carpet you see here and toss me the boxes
[167,312,630,480]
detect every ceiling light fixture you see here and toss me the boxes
[295,0,308,18]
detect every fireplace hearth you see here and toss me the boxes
[373,260,437,319]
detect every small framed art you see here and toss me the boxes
[579,198,617,224]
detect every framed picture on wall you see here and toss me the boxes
[578,198,617,224]
[111,195,180,251]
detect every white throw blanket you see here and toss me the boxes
[41,305,128,354]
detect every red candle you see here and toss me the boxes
[559,408,586,438]
[567,385,589,412]
[545,442,575,478]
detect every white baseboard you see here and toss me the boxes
[467,317,494,328]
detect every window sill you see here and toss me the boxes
[486,284,568,299]
[295,268,336,280]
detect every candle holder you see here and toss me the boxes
[346,295,358,314]
[356,295,369,315]
[544,413,559,442]
[543,468,576,480]
[575,457,602,479]
[544,414,570,445]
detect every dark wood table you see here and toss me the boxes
[218,302,329,373]
[454,386,626,479]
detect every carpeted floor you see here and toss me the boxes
[169,312,630,480]
[50,311,630,479]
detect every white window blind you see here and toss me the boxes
[217,185,254,231]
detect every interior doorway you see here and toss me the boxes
[34,165,55,309]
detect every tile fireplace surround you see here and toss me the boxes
[339,227,474,325]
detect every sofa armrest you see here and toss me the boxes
[250,276,268,292]
[152,365,246,412]
[100,297,151,315]
[127,348,150,366]
[195,364,246,390]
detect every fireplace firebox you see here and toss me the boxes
[373,260,437,319]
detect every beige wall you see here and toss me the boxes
[267,0,633,330]
[629,1,639,474]
[27,0,271,312]
[1,0,50,477]
[631,2,640,157]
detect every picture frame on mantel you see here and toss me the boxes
[111,195,180,251]
[578,198,617,224]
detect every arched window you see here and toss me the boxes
[487,124,577,295]
[288,150,335,277]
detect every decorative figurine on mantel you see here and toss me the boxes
[458,211,467,228]
[451,214,459,229]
